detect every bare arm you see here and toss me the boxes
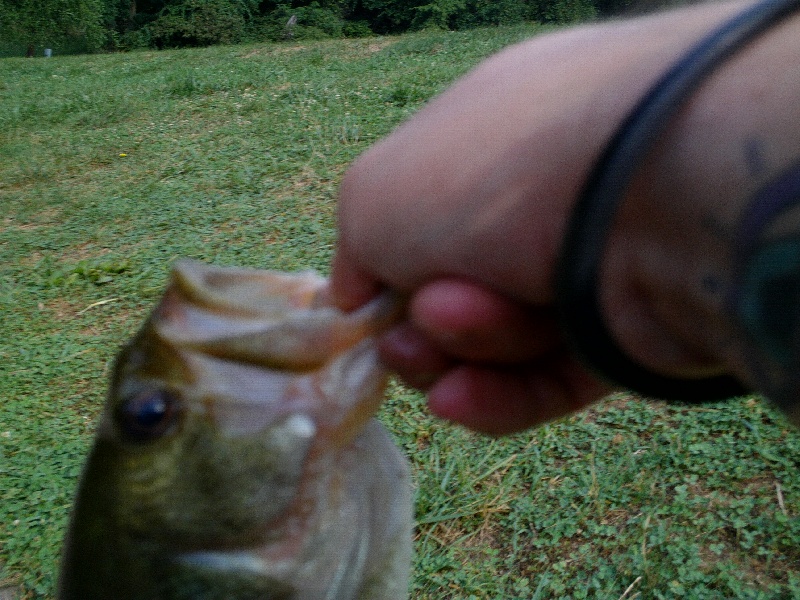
[331,0,800,433]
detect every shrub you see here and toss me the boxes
[252,2,345,42]
[540,0,596,23]
[117,27,154,50]
[451,0,530,28]
[410,0,466,30]
[358,0,417,33]
[297,2,345,37]
[0,0,111,53]
[149,0,258,48]
[342,19,373,37]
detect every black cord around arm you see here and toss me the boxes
[556,0,800,402]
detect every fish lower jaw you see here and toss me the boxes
[175,550,280,575]
[170,550,298,598]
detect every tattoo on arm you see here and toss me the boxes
[729,158,800,418]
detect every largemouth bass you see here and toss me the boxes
[58,260,413,600]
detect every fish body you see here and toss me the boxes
[58,260,412,600]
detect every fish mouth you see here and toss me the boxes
[168,550,295,599]
[174,550,272,575]
[156,259,405,371]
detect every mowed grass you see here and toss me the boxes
[2,26,800,599]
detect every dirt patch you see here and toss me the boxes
[241,48,262,58]
[579,394,637,425]
[242,44,308,59]
[17,250,43,267]
[697,541,788,588]
[32,206,63,222]
[367,40,393,53]
[4,208,61,232]
[0,584,21,600]
[0,561,22,600]
[5,207,64,231]
[7,222,43,232]
[46,297,82,320]
[58,242,112,263]
[78,323,107,338]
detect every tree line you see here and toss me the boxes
[0,0,635,55]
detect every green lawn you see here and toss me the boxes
[2,26,800,599]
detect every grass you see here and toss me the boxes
[2,25,800,599]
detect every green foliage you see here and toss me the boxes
[291,2,346,38]
[594,0,635,14]
[451,0,530,29]
[411,0,466,30]
[342,19,373,37]
[335,0,586,35]
[0,0,111,55]
[0,0,605,53]
[116,27,155,50]
[247,2,347,42]
[42,258,132,288]
[357,0,417,33]
[149,0,259,47]
[538,0,596,23]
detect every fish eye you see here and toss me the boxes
[117,389,182,442]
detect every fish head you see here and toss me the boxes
[59,260,403,598]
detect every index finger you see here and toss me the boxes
[330,245,385,312]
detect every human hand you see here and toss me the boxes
[331,1,755,434]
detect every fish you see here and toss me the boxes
[58,259,413,600]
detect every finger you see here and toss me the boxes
[410,279,560,363]
[426,355,614,435]
[330,247,383,312]
[377,323,454,390]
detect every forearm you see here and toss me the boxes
[599,3,800,420]
[334,0,800,431]
[336,1,760,303]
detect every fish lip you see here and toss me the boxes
[173,550,273,575]
[153,261,405,371]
